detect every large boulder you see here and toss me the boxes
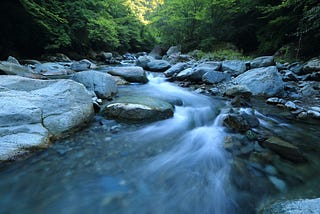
[103,96,174,123]
[233,66,284,97]
[0,75,94,160]
[71,70,117,99]
[146,59,171,72]
[250,56,275,69]
[221,60,247,76]
[261,198,320,214]
[107,66,148,83]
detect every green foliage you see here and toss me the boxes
[17,0,156,54]
[149,0,320,58]
[193,49,252,61]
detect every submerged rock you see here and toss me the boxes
[103,96,174,123]
[260,136,306,162]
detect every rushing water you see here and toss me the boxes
[0,73,319,214]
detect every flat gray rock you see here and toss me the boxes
[0,75,94,160]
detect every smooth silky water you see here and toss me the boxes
[0,73,319,214]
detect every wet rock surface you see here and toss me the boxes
[103,96,174,123]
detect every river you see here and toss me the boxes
[0,72,319,214]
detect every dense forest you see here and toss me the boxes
[1,0,319,59]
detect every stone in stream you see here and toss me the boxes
[103,96,174,123]
[107,66,148,83]
[146,59,171,72]
[233,66,285,97]
[223,112,259,133]
[71,70,118,99]
[0,75,94,161]
[135,55,153,69]
[260,136,306,162]
[164,62,188,77]
[260,198,320,214]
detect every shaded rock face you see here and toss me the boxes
[261,198,320,214]
[0,75,94,160]
[103,96,174,123]
[233,66,284,97]
[260,136,305,162]
[107,66,148,83]
[71,70,118,99]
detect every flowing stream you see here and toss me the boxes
[0,73,319,214]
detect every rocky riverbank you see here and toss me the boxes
[1,47,319,212]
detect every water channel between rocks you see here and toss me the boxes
[0,72,319,214]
